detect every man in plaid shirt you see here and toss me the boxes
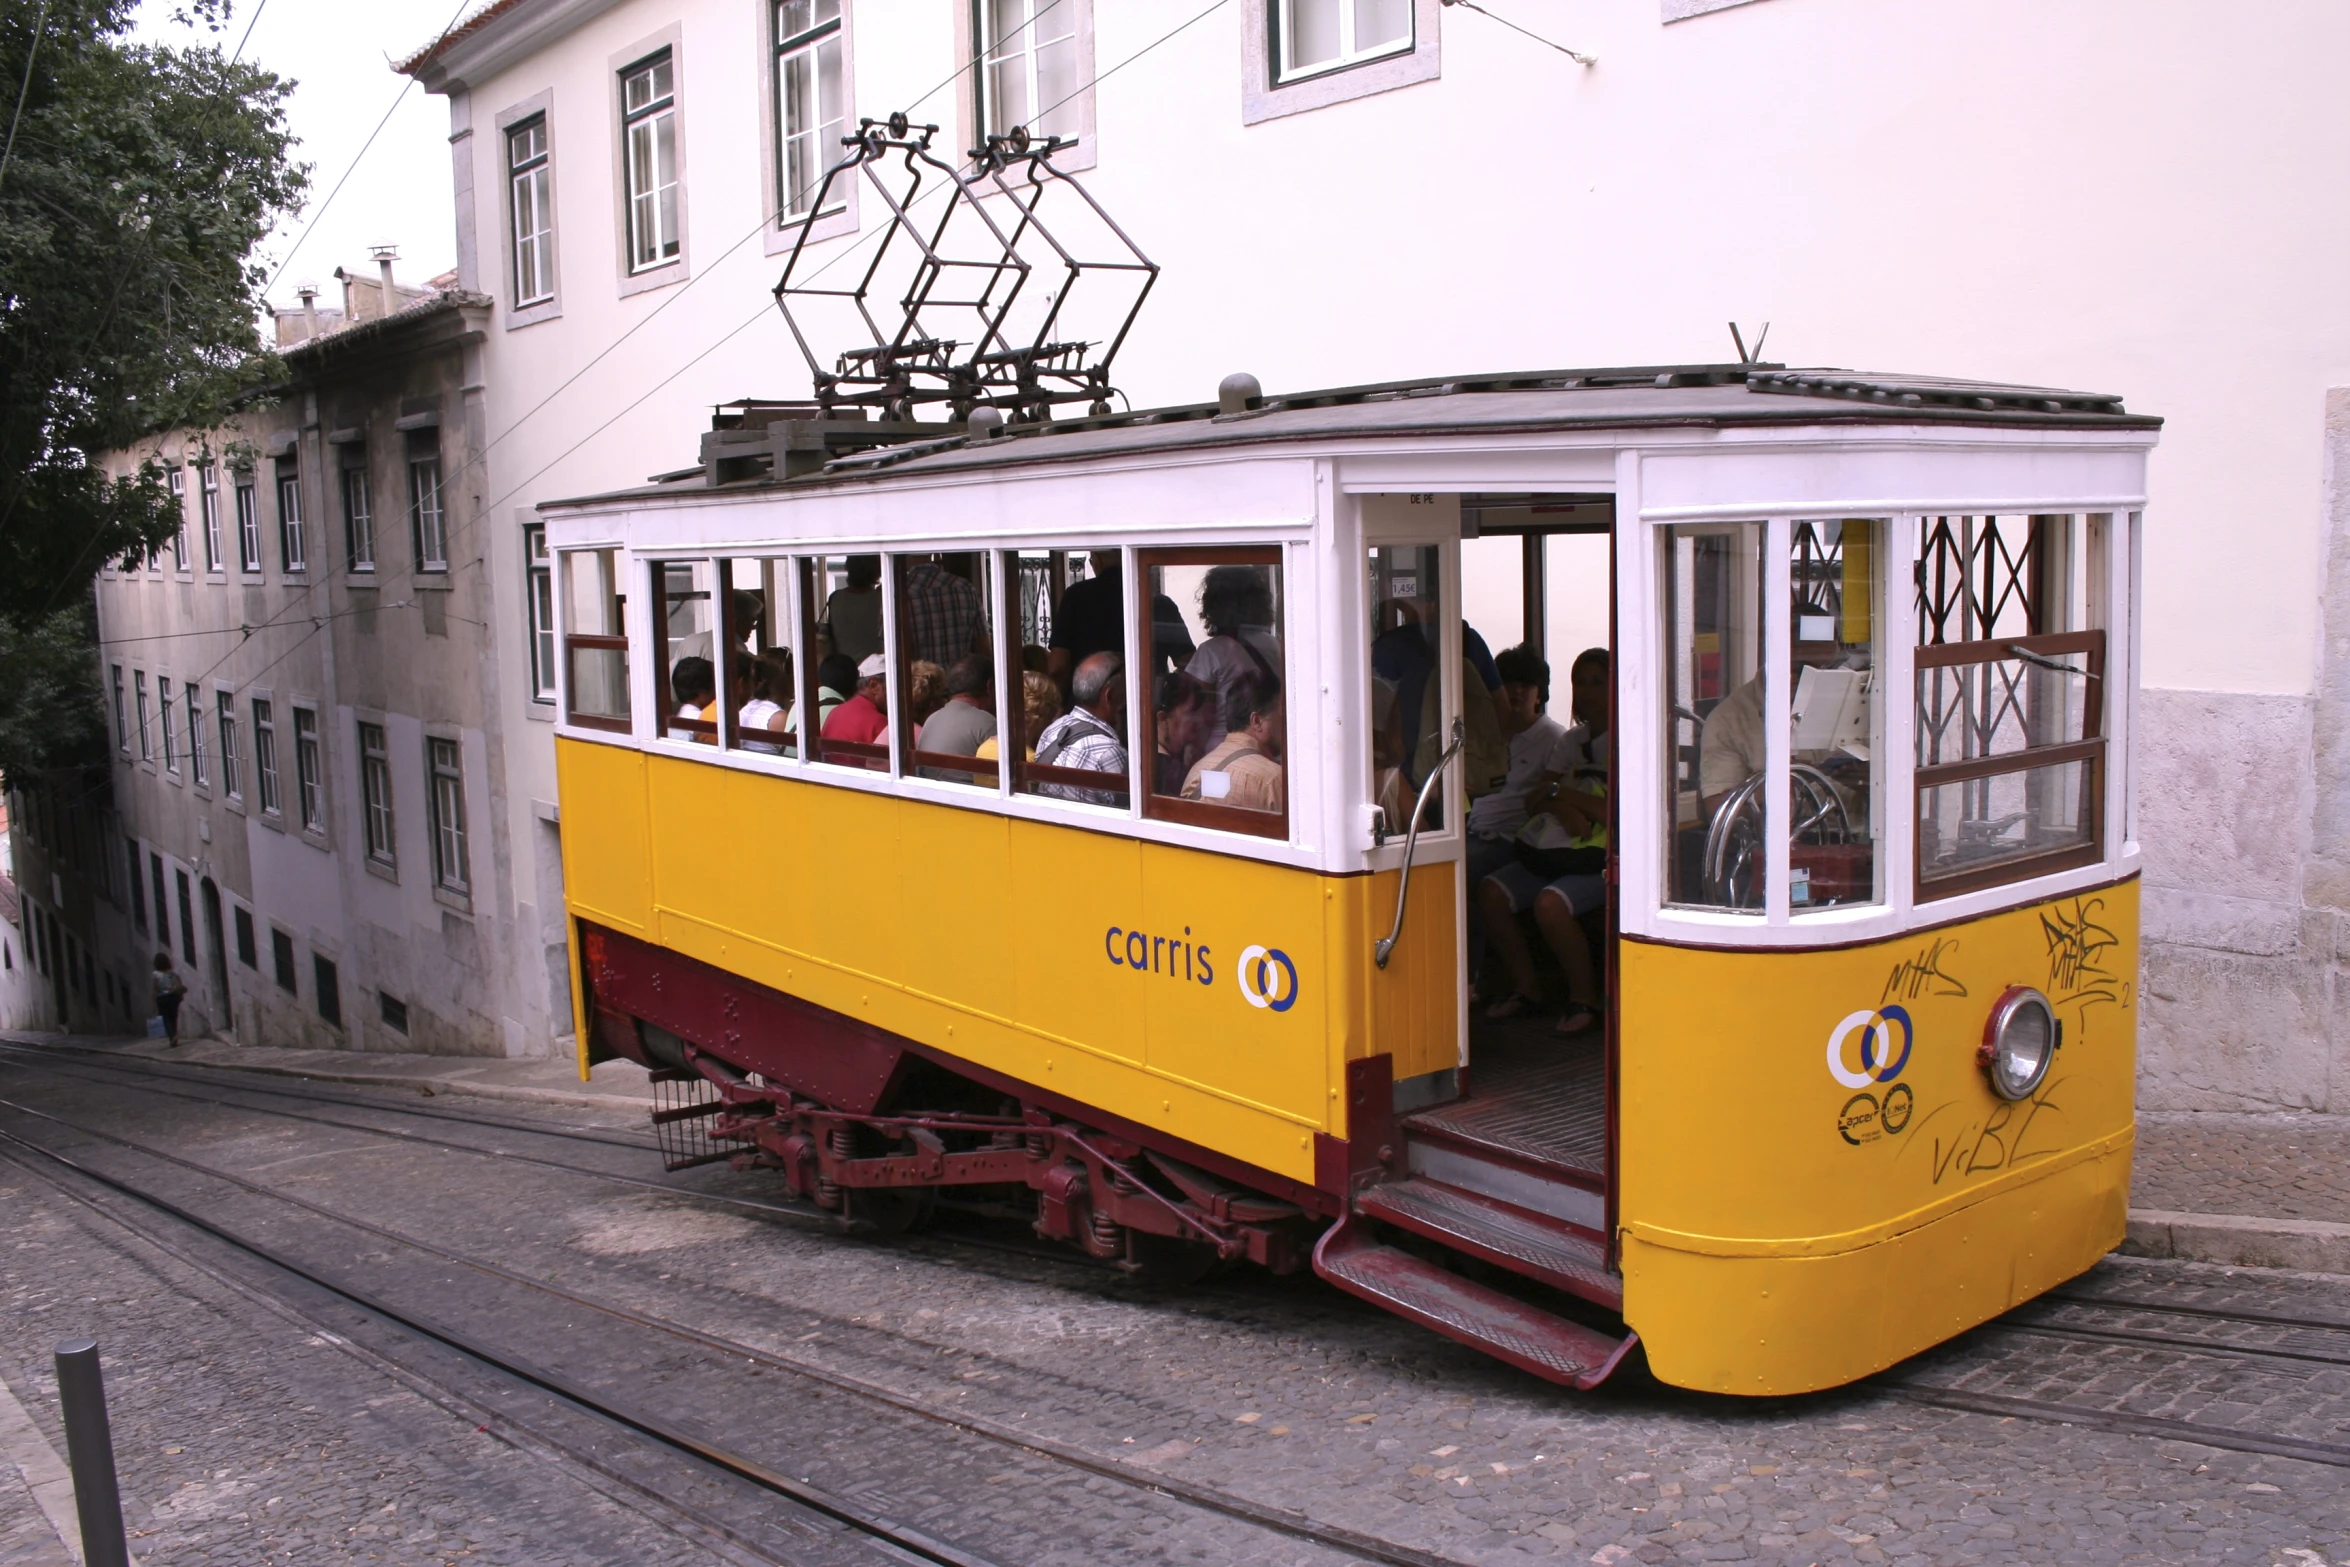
[1033,652,1129,807]
[902,556,986,667]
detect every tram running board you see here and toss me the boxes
[1356,1177,1621,1311]
[1313,1215,1638,1389]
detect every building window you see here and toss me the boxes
[159,678,178,772]
[428,737,470,895]
[526,524,557,702]
[253,698,281,816]
[134,672,152,761]
[359,721,396,865]
[293,707,324,831]
[621,53,680,271]
[199,462,223,571]
[277,462,306,572]
[509,117,555,304]
[175,870,196,967]
[234,905,256,968]
[271,927,297,994]
[342,463,375,572]
[167,468,188,569]
[1274,0,1412,81]
[110,666,128,753]
[217,692,242,801]
[313,954,341,1027]
[976,0,1082,142]
[409,444,448,572]
[187,684,209,788]
[235,472,262,572]
[150,852,169,945]
[126,839,146,934]
[379,992,409,1033]
[776,2,845,218]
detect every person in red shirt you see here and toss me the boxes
[821,653,890,744]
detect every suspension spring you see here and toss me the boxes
[1089,1201,1122,1253]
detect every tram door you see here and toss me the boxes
[1456,496,1617,1057]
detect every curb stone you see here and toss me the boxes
[2122,1208,2350,1276]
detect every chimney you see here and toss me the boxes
[297,283,320,341]
[372,244,399,313]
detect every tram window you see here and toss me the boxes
[900,552,998,789]
[999,549,1132,809]
[655,560,721,745]
[1140,547,1287,838]
[720,558,795,758]
[560,547,630,733]
[1787,520,1883,910]
[1915,513,2108,897]
[1368,543,1446,834]
[808,553,890,772]
[1662,522,1768,909]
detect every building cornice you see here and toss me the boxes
[399,0,629,94]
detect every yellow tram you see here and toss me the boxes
[545,359,2151,1397]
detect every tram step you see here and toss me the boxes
[1313,1216,1637,1390]
[1395,1130,1608,1235]
[1357,1178,1621,1310]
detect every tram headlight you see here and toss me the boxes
[1978,986,2060,1101]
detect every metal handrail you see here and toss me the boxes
[1374,717,1465,969]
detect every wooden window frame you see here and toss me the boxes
[560,547,632,734]
[1135,544,1289,842]
[1913,628,2106,902]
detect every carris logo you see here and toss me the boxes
[1236,946,1298,1013]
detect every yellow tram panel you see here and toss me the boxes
[563,737,1470,1185]
[1617,882,2139,1394]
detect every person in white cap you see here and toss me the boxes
[822,652,890,745]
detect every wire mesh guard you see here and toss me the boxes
[649,1069,735,1171]
[772,113,1158,424]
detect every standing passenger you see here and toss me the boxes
[823,556,884,661]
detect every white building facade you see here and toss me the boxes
[400,0,2350,1110]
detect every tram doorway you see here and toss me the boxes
[1368,493,1619,1259]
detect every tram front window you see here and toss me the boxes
[1787,519,1882,909]
[1141,547,1287,836]
[1663,523,1767,909]
[1368,543,1446,834]
[1916,513,2108,895]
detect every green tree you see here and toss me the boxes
[0,0,305,780]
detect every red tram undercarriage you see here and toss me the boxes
[580,923,1637,1388]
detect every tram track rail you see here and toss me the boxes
[0,1123,996,1567]
[0,1091,1475,1567]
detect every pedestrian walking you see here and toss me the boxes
[151,953,186,1047]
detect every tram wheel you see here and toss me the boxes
[842,1186,931,1237]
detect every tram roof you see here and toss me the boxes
[541,364,2161,513]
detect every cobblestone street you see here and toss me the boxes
[0,1036,2343,1567]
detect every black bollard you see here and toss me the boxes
[51,1339,130,1567]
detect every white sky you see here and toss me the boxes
[130,0,462,316]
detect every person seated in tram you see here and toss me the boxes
[1464,643,1570,995]
[917,654,997,779]
[977,671,1063,762]
[1034,652,1129,806]
[1477,648,1611,1037]
[737,650,792,754]
[1185,565,1282,734]
[1181,669,1286,814]
[1151,671,1217,797]
[906,659,948,734]
[821,654,890,744]
[668,656,716,742]
[674,588,766,664]
[1049,552,1196,689]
